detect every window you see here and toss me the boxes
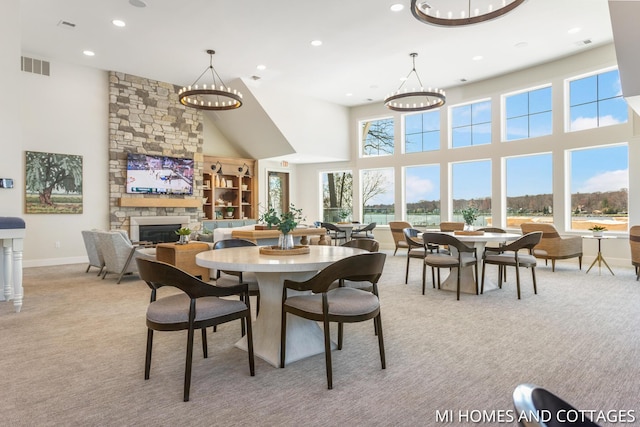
[451,160,491,227]
[569,144,628,231]
[361,168,394,225]
[405,110,440,153]
[505,154,553,225]
[451,100,491,148]
[568,69,628,131]
[405,165,440,227]
[321,171,353,222]
[361,118,394,156]
[504,86,552,141]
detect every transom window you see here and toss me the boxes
[361,118,394,157]
[404,110,440,153]
[568,69,628,132]
[504,86,552,141]
[450,100,491,148]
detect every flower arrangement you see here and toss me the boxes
[258,205,305,234]
[258,207,279,229]
[338,208,350,222]
[460,206,479,226]
[588,225,607,232]
[175,227,191,236]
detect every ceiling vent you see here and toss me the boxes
[21,56,50,76]
[580,39,592,46]
[57,20,76,29]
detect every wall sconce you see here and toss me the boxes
[211,161,224,175]
[237,163,251,177]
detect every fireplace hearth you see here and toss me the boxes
[139,224,180,244]
[129,216,190,242]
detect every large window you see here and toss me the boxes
[405,110,440,153]
[361,118,394,156]
[569,144,628,231]
[568,69,628,132]
[505,154,553,227]
[361,168,394,225]
[451,100,491,148]
[451,160,491,227]
[504,86,552,141]
[405,165,440,227]
[321,171,353,222]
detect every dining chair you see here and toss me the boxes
[280,252,386,389]
[520,223,582,271]
[403,228,426,284]
[212,238,260,335]
[321,222,347,245]
[478,226,508,282]
[136,258,255,402]
[421,232,478,300]
[481,232,542,299]
[629,225,640,280]
[388,221,412,255]
[350,222,376,239]
[512,383,601,427]
[439,221,465,232]
[340,239,380,291]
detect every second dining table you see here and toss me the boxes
[196,245,365,367]
[424,231,521,295]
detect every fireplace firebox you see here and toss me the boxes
[139,224,180,244]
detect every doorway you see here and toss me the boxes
[267,171,290,214]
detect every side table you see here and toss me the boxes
[156,242,211,281]
[583,235,616,275]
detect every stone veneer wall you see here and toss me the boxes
[108,71,204,232]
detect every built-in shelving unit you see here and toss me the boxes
[202,156,257,221]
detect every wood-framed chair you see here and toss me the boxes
[520,223,582,271]
[280,252,386,389]
[421,232,478,300]
[439,221,465,232]
[340,239,380,291]
[629,225,640,281]
[388,221,412,255]
[351,222,376,239]
[481,231,542,299]
[321,222,347,245]
[403,228,426,284]
[136,258,255,402]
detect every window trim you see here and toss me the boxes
[448,98,492,149]
[501,83,552,142]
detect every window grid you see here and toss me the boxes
[451,101,492,148]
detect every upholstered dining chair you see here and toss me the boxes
[280,252,386,389]
[136,258,255,402]
[520,223,582,271]
[512,383,601,427]
[350,222,376,239]
[81,229,104,275]
[212,238,260,334]
[421,232,478,300]
[629,225,640,281]
[388,221,412,255]
[481,231,542,299]
[403,228,426,284]
[321,222,347,245]
[340,239,380,291]
[439,221,465,232]
[95,230,156,283]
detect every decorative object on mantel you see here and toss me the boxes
[175,227,192,245]
[178,49,243,111]
[460,205,480,231]
[259,245,311,256]
[410,0,526,27]
[589,225,607,238]
[384,53,445,112]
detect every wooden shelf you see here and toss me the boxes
[118,197,201,208]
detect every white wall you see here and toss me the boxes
[296,44,639,264]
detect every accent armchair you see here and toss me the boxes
[520,223,582,272]
[96,230,156,283]
[630,225,640,280]
[388,221,411,255]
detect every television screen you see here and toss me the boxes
[126,153,194,195]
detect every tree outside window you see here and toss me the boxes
[322,171,353,222]
[361,168,394,225]
[361,118,394,156]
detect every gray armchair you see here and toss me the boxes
[81,229,104,275]
[96,231,156,283]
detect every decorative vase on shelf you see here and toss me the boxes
[278,233,294,250]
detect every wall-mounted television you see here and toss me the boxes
[126,153,194,195]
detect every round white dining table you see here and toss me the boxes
[196,245,365,367]
[425,231,521,294]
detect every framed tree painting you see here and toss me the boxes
[25,151,83,214]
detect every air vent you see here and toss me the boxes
[57,20,76,29]
[581,39,592,45]
[250,75,261,80]
[21,56,50,76]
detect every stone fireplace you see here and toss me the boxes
[129,216,190,243]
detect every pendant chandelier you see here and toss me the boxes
[178,49,243,111]
[384,53,445,112]
[411,0,526,27]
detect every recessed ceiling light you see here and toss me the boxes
[390,4,404,12]
[256,64,266,71]
[346,93,353,97]
[310,40,323,47]
[472,55,483,61]
[568,27,581,34]
[83,50,95,57]
[129,0,146,7]
[112,19,126,27]
[514,41,528,48]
